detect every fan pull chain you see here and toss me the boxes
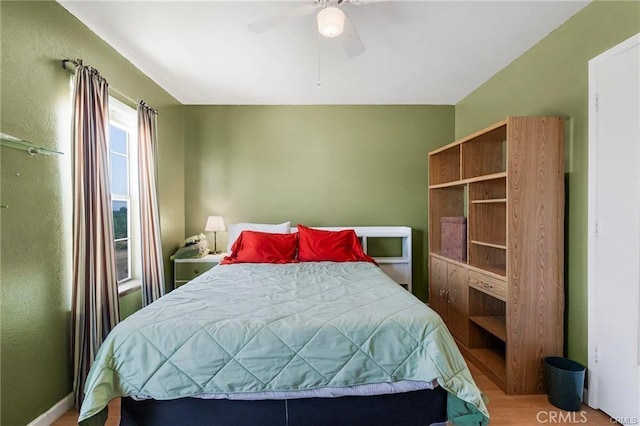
[317,31,322,88]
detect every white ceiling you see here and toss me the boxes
[57,0,590,105]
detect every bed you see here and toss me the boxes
[78,225,488,425]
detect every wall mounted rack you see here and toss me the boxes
[0,132,63,156]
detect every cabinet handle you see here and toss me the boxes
[194,269,200,274]
[482,281,493,289]
[438,289,451,303]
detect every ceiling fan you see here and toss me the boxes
[248,0,387,58]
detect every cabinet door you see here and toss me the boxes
[447,263,469,345]
[429,256,449,320]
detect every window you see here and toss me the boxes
[109,98,140,291]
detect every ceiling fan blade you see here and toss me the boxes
[248,4,319,33]
[340,14,365,58]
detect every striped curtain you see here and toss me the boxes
[137,101,165,306]
[71,63,120,408]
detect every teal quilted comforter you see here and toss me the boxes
[79,262,488,423]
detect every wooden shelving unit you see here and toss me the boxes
[428,117,565,395]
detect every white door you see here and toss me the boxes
[588,33,640,422]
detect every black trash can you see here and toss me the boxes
[544,357,586,411]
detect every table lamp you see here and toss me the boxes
[205,216,225,254]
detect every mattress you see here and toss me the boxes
[78,261,488,423]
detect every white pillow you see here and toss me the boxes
[226,222,291,254]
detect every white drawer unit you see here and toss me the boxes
[173,253,226,289]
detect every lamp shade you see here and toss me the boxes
[317,6,345,38]
[205,216,225,232]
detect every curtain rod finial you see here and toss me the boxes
[62,58,81,73]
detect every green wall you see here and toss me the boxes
[183,105,455,301]
[119,290,143,320]
[0,1,185,424]
[455,1,640,366]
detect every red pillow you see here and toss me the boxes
[296,225,376,264]
[221,230,298,264]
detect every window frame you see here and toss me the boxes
[109,97,141,294]
[110,123,132,283]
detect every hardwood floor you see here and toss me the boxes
[53,398,119,426]
[465,361,614,425]
[53,359,614,425]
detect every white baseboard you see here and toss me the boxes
[28,393,74,426]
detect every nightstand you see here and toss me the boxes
[173,253,226,289]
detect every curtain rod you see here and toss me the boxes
[62,59,139,108]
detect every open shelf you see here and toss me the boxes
[469,244,506,275]
[429,252,468,268]
[467,320,507,391]
[469,346,505,374]
[428,186,466,255]
[475,263,506,278]
[467,346,507,389]
[469,203,505,247]
[469,176,506,200]
[468,284,507,387]
[470,315,506,342]
[429,145,461,185]
[461,125,506,180]
[359,230,412,292]
[320,227,413,292]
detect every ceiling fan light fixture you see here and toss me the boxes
[317,6,345,38]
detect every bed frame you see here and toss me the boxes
[120,387,448,426]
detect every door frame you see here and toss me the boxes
[587,32,640,409]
